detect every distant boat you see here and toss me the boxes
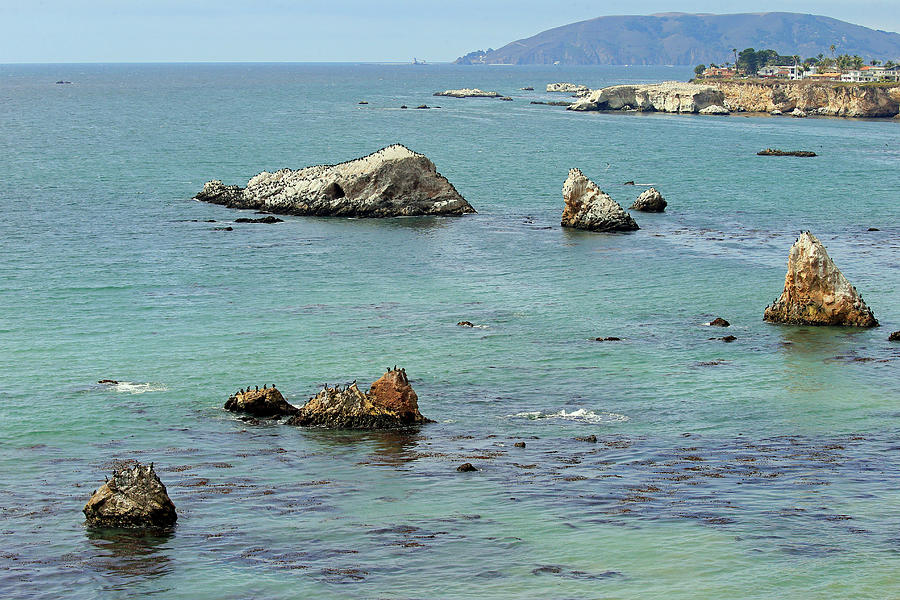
[412,57,427,65]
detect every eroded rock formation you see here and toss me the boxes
[710,80,900,118]
[764,232,878,327]
[561,169,638,232]
[629,187,667,212]
[569,82,725,113]
[287,368,430,429]
[224,386,298,419]
[83,462,177,529]
[195,145,475,218]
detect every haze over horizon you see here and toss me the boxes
[2,0,899,63]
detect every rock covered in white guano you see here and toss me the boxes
[195,145,475,218]
[433,88,501,98]
[569,82,725,113]
[546,82,590,94]
[83,462,177,529]
[700,104,730,115]
[561,169,638,232]
[629,187,667,212]
[764,232,878,327]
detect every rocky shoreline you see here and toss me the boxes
[561,80,900,118]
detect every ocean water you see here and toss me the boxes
[1,63,899,599]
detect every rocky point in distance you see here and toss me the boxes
[195,145,475,218]
[764,232,878,327]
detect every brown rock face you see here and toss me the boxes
[224,386,298,418]
[764,232,878,327]
[561,168,638,232]
[83,462,177,529]
[287,368,430,429]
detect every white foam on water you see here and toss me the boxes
[511,409,629,424]
[104,382,169,394]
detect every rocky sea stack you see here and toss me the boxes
[224,386,298,419]
[195,145,475,218]
[433,89,501,98]
[83,462,177,529]
[561,168,639,232]
[629,187,667,212]
[764,232,878,327]
[287,368,431,429]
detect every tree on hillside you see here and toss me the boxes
[871,59,881,66]
[694,64,706,76]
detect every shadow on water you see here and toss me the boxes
[83,527,175,583]
[302,427,428,465]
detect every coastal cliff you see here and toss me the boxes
[569,82,725,113]
[705,80,900,118]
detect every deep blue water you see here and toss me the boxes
[1,63,899,599]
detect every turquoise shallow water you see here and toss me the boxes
[1,63,899,599]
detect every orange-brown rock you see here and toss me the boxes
[224,386,298,418]
[764,232,878,327]
[287,368,430,429]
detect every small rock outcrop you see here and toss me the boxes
[561,169,638,232]
[764,232,878,327]
[433,88,501,98]
[547,82,589,94]
[224,386,298,418]
[707,317,730,327]
[83,462,177,529]
[757,149,817,157]
[629,187,667,212]
[700,104,730,115]
[287,368,430,429]
[889,331,900,341]
[195,145,475,218]
[456,463,478,472]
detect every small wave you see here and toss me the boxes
[102,381,169,394]
[511,409,629,424]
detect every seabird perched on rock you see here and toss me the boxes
[255,385,259,392]
[271,384,275,389]
[263,384,267,389]
[240,388,244,394]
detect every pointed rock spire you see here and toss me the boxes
[561,168,638,232]
[764,232,878,327]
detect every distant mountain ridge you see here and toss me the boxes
[455,12,900,65]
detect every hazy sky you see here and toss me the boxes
[2,1,899,63]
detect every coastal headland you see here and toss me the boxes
[565,79,900,118]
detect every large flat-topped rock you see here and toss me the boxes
[195,145,475,218]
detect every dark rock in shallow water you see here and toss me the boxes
[83,462,176,529]
[457,321,475,327]
[707,317,730,327]
[234,216,284,224]
[514,441,526,448]
[575,435,598,443]
[757,149,817,157]
[868,227,880,231]
[225,386,298,418]
[889,331,900,341]
[98,379,119,385]
[594,336,622,342]
[709,335,737,342]
[196,145,474,218]
[457,462,478,472]
[287,368,431,429]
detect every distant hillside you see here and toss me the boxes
[455,12,900,65]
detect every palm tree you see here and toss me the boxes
[732,48,738,65]
[830,44,836,58]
